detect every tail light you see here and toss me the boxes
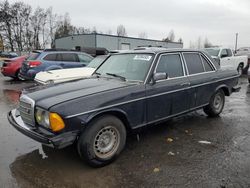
[28,61,41,67]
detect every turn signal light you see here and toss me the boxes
[28,61,41,67]
[49,113,65,132]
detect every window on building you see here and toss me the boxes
[156,54,184,78]
[121,43,130,50]
[183,53,205,74]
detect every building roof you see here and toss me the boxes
[56,33,183,45]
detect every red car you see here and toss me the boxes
[1,56,27,79]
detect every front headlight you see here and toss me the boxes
[35,108,65,132]
[35,108,50,128]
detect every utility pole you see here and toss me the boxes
[235,33,238,53]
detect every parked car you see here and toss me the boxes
[204,47,248,74]
[34,55,108,85]
[1,56,27,79]
[248,68,250,83]
[18,49,94,80]
[0,51,18,59]
[8,48,240,167]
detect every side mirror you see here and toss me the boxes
[152,72,168,84]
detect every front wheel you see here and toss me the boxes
[203,89,225,117]
[77,115,126,167]
[237,64,243,75]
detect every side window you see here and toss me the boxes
[78,54,93,63]
[61,53,78,62]
[183,53,204,74]
[43,54,57,61]
[156,54,184,78]
[200,55,213,72]
[226,49,232,57]
[221,49,228,58]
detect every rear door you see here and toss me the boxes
[146,53,190,124]
[183,52,217,109]
[60,53,80,68]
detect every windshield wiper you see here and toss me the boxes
[106,73,126,81]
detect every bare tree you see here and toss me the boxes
[168,30,175,42]
[55,13,74,39]
[204,37,213,48]
[106,29,112,35]
[117,25,127,36]
[196,36,202,49]
[178,38,183,43]
[138,32,148,39]
[0,0,15,51]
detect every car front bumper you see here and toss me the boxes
[8,109,78,149]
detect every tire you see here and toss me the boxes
[14,69,20,80]
[237,64,243,75]
[203,89,225,117]
[77,115,126,167]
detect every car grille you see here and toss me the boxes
[19,96,35,126]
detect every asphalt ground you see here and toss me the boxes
[0,72,250,188]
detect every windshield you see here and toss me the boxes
[95,53,154,82]
[87,55,108,68]
[204,48,220,57]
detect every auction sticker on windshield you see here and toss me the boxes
[133,55,152,61]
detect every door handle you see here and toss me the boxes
[180,82,190,86]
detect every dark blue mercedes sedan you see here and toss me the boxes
[8,47,240,167]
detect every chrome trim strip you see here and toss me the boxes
[143,54,158,84]
[65,74,239,119]
[132,103,209,129]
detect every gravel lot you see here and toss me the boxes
[0,72,250,188]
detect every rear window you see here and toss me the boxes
[27,52,40,60]
[61,53,78,62]
[43,54,57,61]
[183,53,205,75]
[201,55,213,72]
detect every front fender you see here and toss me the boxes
[84,108,131,130]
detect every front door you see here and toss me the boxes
[146,53,190,124]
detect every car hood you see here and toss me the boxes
[26,77,136,109]
[35,67,96,84]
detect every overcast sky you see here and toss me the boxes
[9,0,250,48]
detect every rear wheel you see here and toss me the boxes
[203,89,225,117]
[77,115,126,167]
[14,69,20,80]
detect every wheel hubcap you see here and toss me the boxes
[213,93,223,111]
[94,126,120,159]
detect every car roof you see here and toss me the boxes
[117,47,204,54]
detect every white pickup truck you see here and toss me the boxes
[204,47,248,74]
